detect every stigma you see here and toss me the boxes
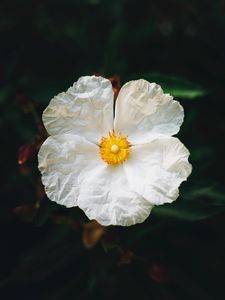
[110,144,119,153]
[100,132,130,165]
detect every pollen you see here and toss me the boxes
[100,132,130,165]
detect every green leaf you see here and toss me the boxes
[153,186,225,221]
[126,73,206,99]
[17,76,72,104]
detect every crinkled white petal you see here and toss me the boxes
[124,136,192,205]
[114,79,184,144]
[77,164,154,226]
[38,134,100,207]
[42,76,114,143]
[38,134,153,226]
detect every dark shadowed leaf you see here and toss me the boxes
[153,186,225,221]
[126,73,206,99]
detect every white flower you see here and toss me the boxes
[38,75,192,226]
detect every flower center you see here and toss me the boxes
[100,132,130,165]
[110,144,119,153]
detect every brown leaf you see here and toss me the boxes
[108,74,121,99]
[18,144,37,165]
[148,263,171,284]
[13,203,38,222]
[82,220,106,249]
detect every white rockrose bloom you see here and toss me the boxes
[38,75,192,226]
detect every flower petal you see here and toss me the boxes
[38,134,100,207]
[124,136,192,205]
[114,79,184,143]
[77,164,153,226]
[42,76,114,143]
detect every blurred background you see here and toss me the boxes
[1,0,225,299]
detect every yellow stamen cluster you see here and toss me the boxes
[100,132,130,165]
